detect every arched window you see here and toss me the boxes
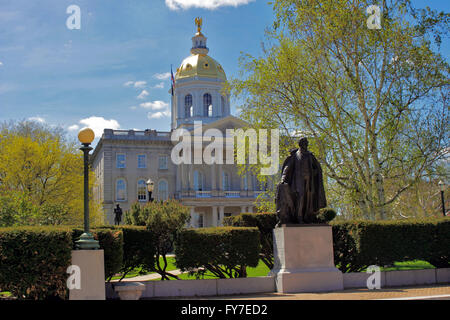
[116,179,127,201]
[203,93,212,117]
[158,180,168,201]
[185,94,192,118]
[137,179,147,201]
[222,171,230,191]
[194,170,204,191]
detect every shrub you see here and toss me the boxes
[175,227,260,278]
[332,217,450,272]
[0,226,73,300]
[97,225,155,281]
[72,228,124,281]
[223,213,276,269]
[225,212,450,273]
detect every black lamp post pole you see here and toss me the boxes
[148,191,153,203]
[441,189,446,217]
[75,143,99,249]
[82,144,91,233]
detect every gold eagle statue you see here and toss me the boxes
[195,17,202,33]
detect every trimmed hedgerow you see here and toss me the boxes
[225,212,450,273]
[223,213,276,269]
[0,226,73,300]
[97,225,155,281]
[175,227,260,278]
[72,228,124,281]
[332,218,450,272]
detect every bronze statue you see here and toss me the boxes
[275,137,327,226]
[114,204,123,226]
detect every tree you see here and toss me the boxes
[0,120,102,226]
[231,0,449,220]
[125,199,190,280]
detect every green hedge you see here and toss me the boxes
[225,212,450,273]
[332,218,450,272]
[175,227,260,278]
[0,227,73,300]
[72,228,124,281]
[223,213,276,269]
[97,225,155,280]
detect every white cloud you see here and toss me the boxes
[129,106,137,110]
[137,89,149,99]
[165,0,254,10]
[123,80,147,88]
[148,109,171,119]
[153,82,165,89]
[68,124,80,131]
[139,100,169,111]
[78,116,120,138]
[0,61,3,67]
[27,116,46,123]
[134,81,147,88]
[153,72,171,80]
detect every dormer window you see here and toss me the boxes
[203,93,212,117]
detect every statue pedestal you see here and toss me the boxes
[269,225,343,293]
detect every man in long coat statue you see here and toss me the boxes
[275,137,327,225]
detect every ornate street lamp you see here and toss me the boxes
[75,128,100,249]
[146,178,154,203]
[438,180,446,217]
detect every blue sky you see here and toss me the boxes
[0,0,448,144]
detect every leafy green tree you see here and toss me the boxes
[231,0,449,220]
[125,199,190,280]
[0,120,102,226]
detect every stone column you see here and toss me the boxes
[248,206,253,213]
[240,206,246,213]
[211,163,216,193]
[189,164,194,195]
[212,206,218,227]
[218,206,225,226]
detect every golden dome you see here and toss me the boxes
[175,54,226,81]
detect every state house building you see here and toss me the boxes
[91,20,272,226]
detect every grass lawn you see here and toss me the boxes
[110,256,177,280]
[110,258,437,281]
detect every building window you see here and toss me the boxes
[221,96,225,114]
[158,155,168,170]
[116,179,127,201]
[198,213,204,228]
[158,180,168,201]
[137,154,146,169]
[137,179,147,201]
[222,171,230,191]
[116,154,126,169]
[194,170,204,191]
[242,175,248,191]
[185,94,192,118]
[203,93,212,117]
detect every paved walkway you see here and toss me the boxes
[110,269,185,282]
[184,284,450,300]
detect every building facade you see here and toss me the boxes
[92,21,270,226]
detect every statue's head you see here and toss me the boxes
[298,137,308,150]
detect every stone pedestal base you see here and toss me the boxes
[69,250,106,300]
[270,225,343,293]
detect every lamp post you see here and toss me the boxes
[147,178,154,202]
[75,128,100,250]
[438,180,446,217]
